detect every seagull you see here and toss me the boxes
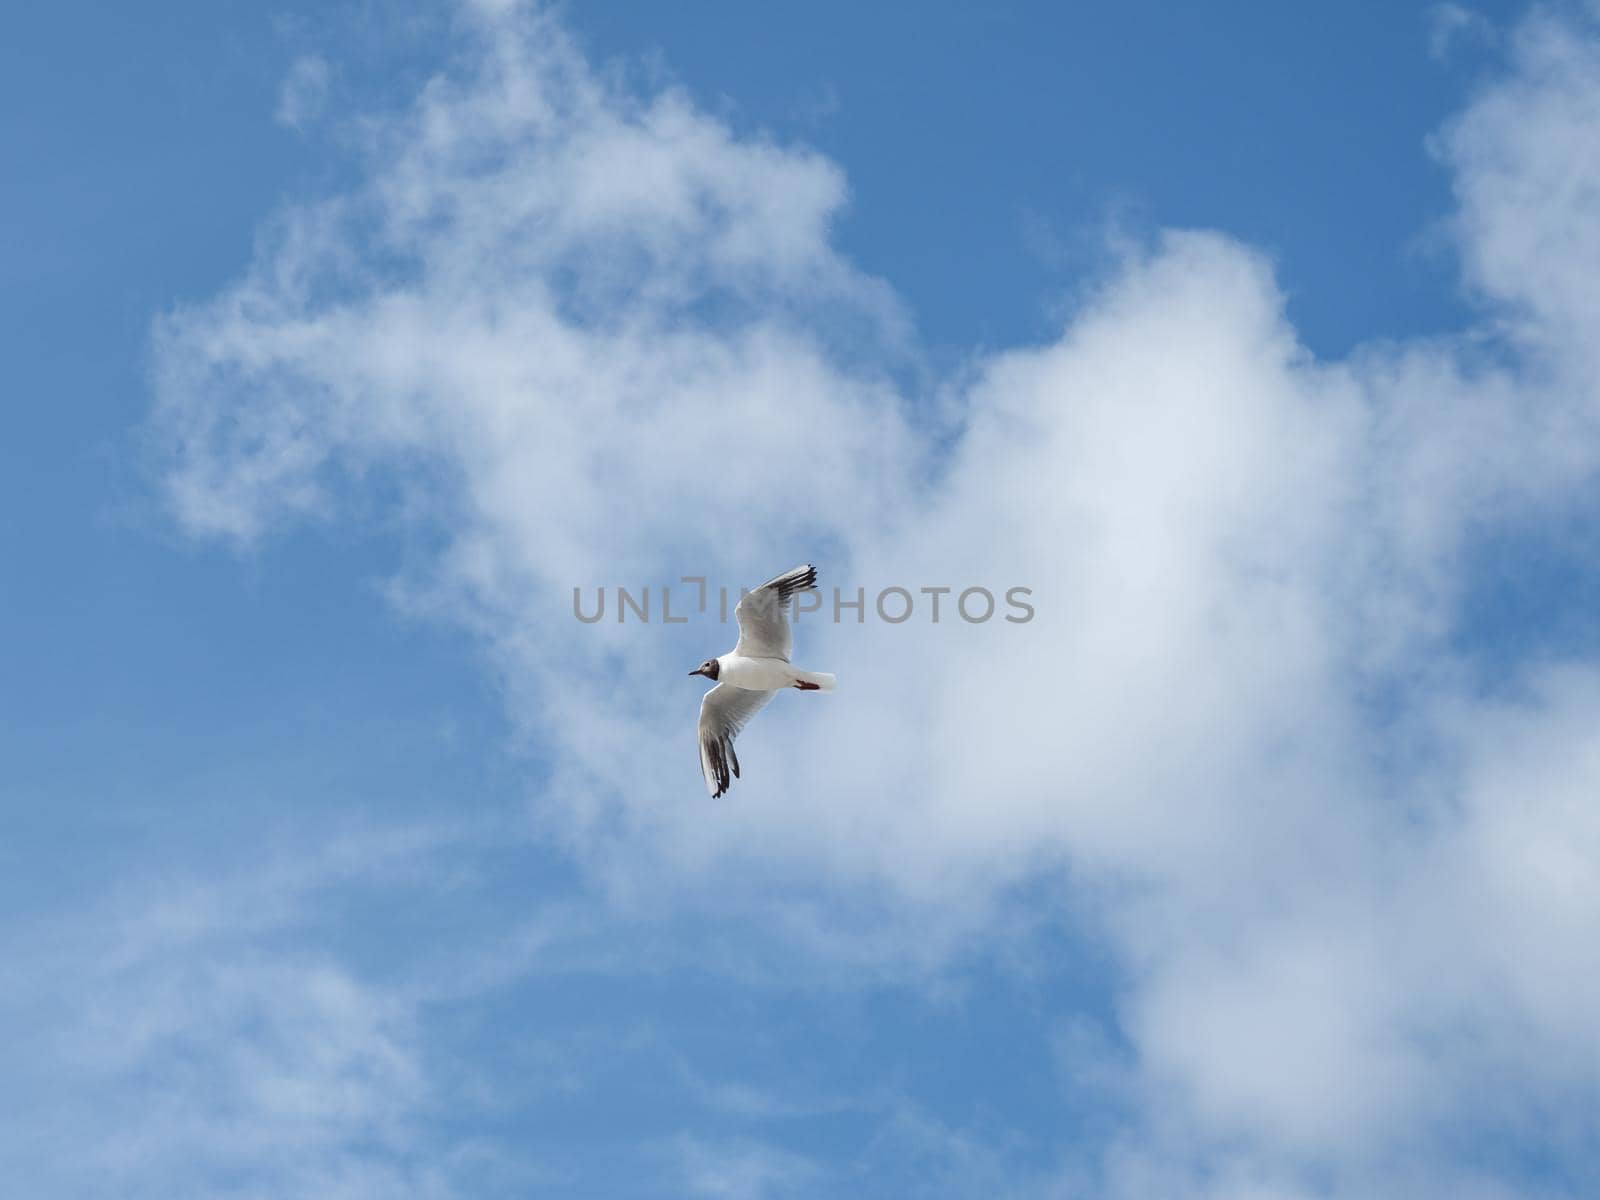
[689,563,837,797]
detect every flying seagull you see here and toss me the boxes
[689,563,837,797]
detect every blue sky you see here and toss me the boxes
[5,2,1600,1197]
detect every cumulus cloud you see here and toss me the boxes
[149,2,1600,1195]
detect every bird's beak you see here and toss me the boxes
[688,667,704,677]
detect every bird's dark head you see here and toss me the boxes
[688,659,720,681]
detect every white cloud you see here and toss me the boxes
[1442,7,1600,376]
[149,2,1600,1195]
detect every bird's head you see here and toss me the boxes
[688,659,720,681]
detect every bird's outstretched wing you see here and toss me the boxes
[733,563,817,662]
[698,683,777,798]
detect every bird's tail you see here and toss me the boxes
[794,670,837,691]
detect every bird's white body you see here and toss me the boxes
[690,564,837,797]
[716,654,836,692]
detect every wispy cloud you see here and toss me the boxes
[1427,4,1497,62]
[0,824,469,1198]
[276,54,333,130]
[674,1135,823,1200]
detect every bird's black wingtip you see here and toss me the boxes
[704,735,736,798]
[757,563,819,607]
